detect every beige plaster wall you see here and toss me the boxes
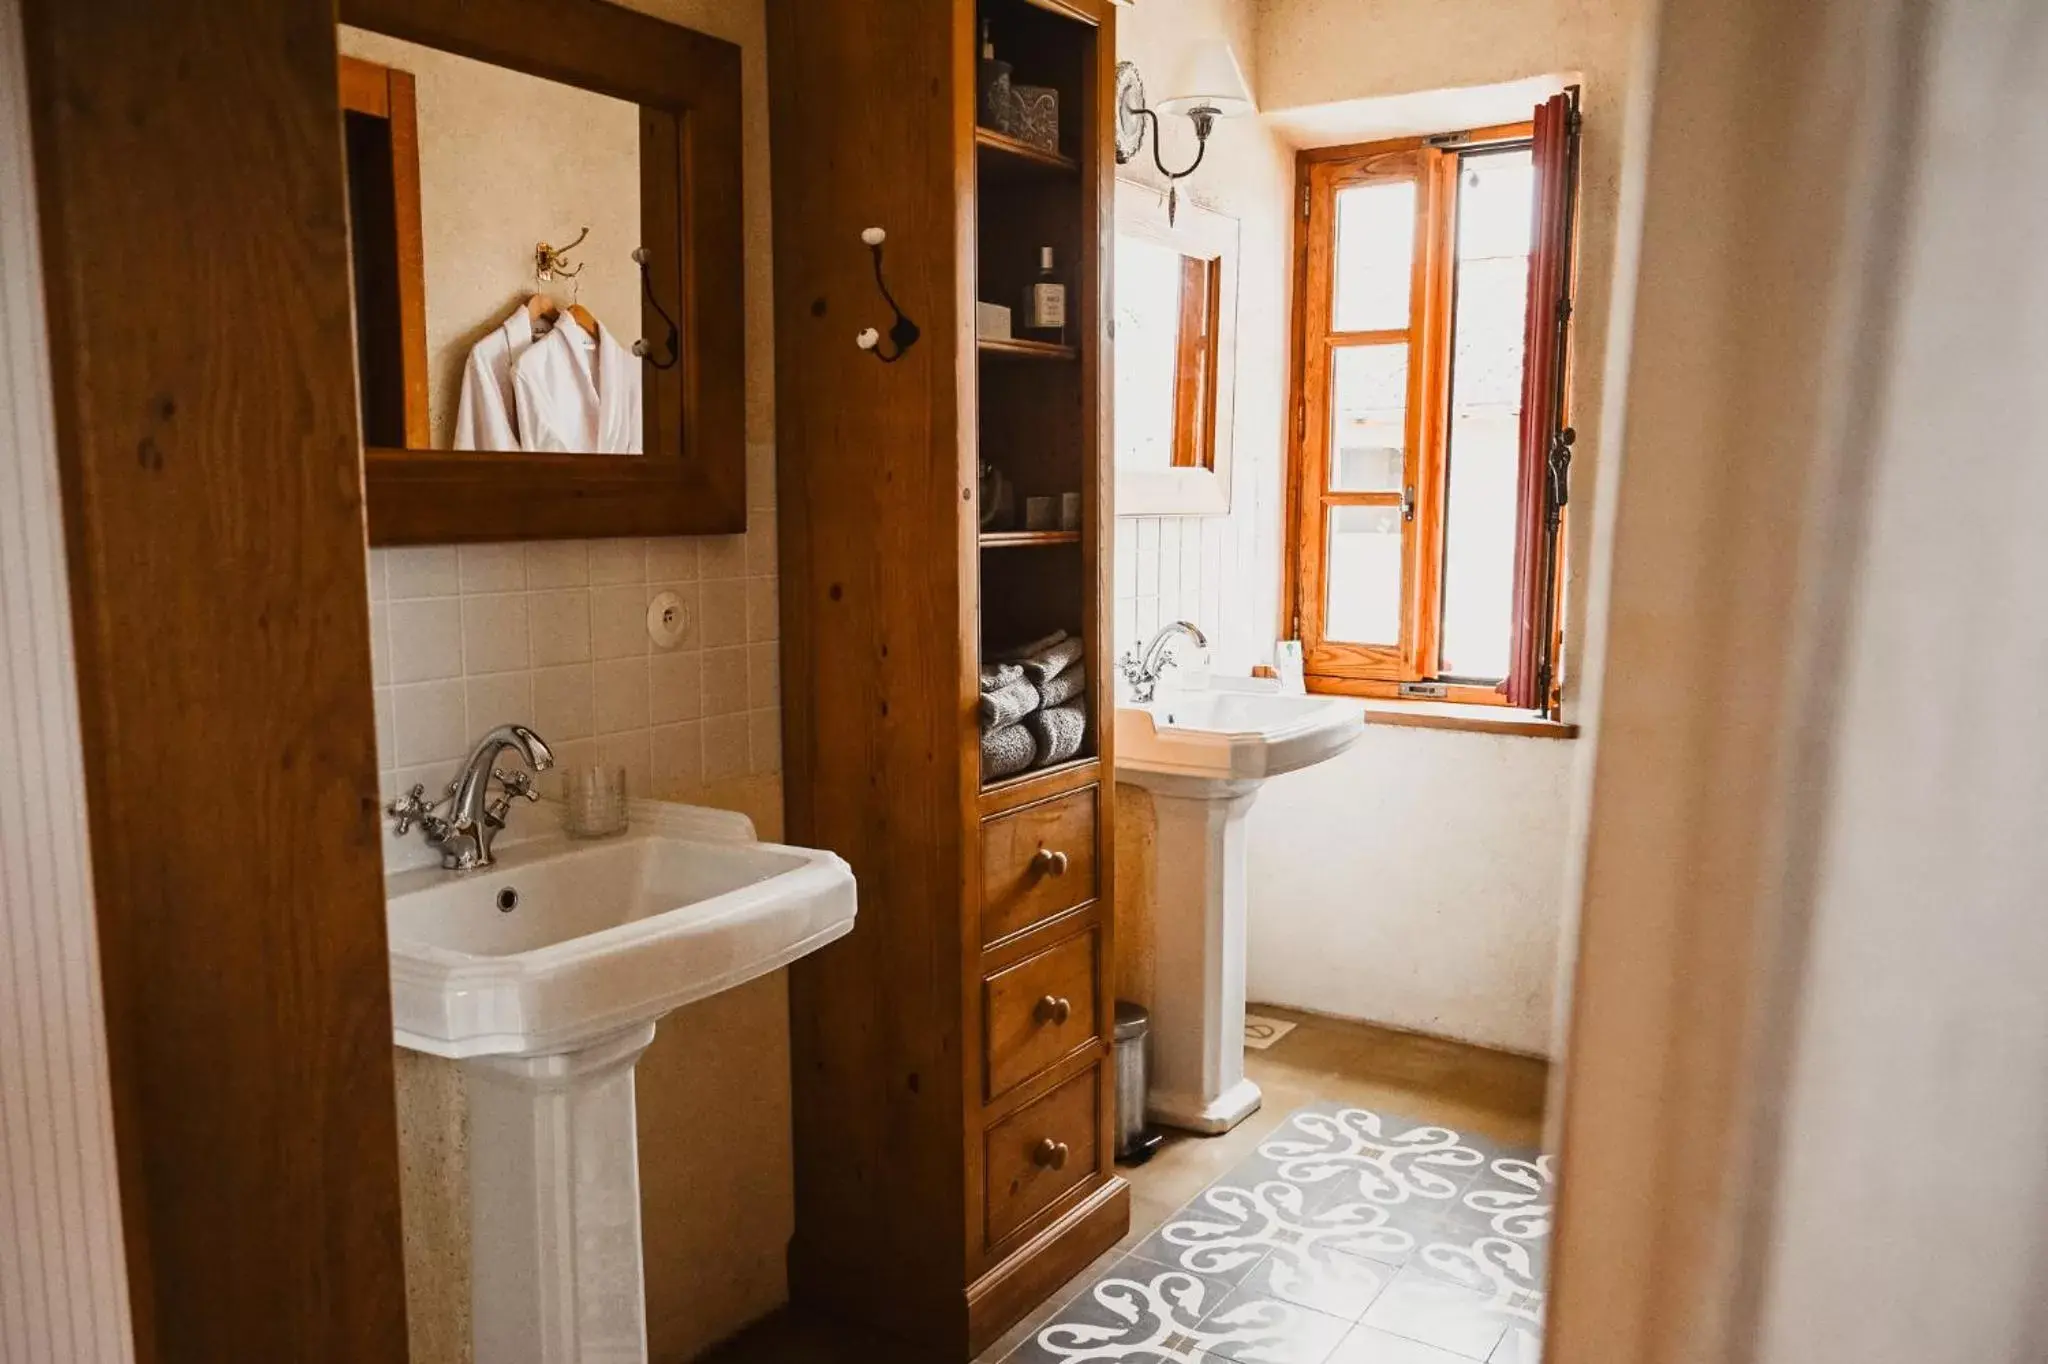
[369,2,792,1361]
[336,26,643,450]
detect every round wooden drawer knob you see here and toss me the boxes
[1033,1138,1070,1171]
[1032,848,1070,877]
[1035,994,1073,1025]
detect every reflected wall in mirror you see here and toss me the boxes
[1113,179,1238,516]
[340,29,652,455]
[341,0,743,546]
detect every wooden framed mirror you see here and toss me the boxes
[1113,178,1239,516]
[339,0,744,545]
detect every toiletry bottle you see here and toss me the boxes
[1022,246,1068,343]
[977,22,1012,129]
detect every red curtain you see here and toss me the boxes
[1504,91,1580,711]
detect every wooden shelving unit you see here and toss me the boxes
[769,0,1122,1357]
[980,529,1082,548]
[977,334,1079,361]
[975,124,1080,176]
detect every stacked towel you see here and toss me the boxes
[980,629,1092,781]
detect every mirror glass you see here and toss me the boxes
[339,27,677,456]
[1114,234,1219,473]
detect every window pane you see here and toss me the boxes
[1113,234,1187,471]
[1440,149,1534,681]
[1331,180,1415,331]
[1325,504,1403,645]
[1328,343,1407,492]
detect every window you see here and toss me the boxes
[1286,100,1579,709]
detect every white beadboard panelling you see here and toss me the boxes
[373,526,781,811]
[0,0,137,1350]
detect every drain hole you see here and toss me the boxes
[495,886,519,913]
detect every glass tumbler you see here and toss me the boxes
[562,764,629,839]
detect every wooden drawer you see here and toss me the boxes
[984,929,1099,1100]
[984,1066,1099,1248]
[980,786,1097,946]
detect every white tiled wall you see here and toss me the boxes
[1113,514,1241,666]
[368,444,781,820]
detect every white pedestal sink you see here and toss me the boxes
[1116,680,1363,1133]
[384,800,855,1364]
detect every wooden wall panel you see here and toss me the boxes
[18,0,410,1359]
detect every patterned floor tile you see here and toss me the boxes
[1229,1239,1396,1323]
[1008,1255,1237,1363]
[1194,1284,1352,1364]
[1355,1264,1510,1360]
[1014,1106,1549,1364]
[1327,1324,1481,1364]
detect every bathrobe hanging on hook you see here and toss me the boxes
[452,307,537,451]
[512,315,643,454]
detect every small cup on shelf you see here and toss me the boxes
[562,765,629,839]
[1024,496,1059,532]
[1059,492,1082,532]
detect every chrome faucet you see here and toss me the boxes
[1117,620,1209,704]
[387,723,556,870]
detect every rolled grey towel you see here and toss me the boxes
[1037,664,1086,710]
[979,662,1024,693]
[981,677,1040,729]
[981,723,1035,781]
[1027,703,1086,767]
[1020,635,1085,685]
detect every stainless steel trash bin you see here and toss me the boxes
[1114,1000,1159,1162]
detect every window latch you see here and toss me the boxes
[1402,484,1417,522]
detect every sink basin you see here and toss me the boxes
[385,797,855,1364]
[1117,678,1364,785]
[387,800,855,1059]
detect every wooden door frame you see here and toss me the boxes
[17,0,411,1359]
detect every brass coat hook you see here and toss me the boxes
[535,226,590,282]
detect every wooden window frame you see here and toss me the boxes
[1170,253,1221,469]
[338,54,432,451]
[1283,125,1551,707]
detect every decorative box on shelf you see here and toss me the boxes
[997,84,1059,155]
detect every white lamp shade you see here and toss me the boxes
[1155,40,1255,119]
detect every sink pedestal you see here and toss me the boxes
[1123,771,1264,1134]
[464,1021,658,1364]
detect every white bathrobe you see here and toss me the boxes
[511,319,643,455]
[451,308,536,451]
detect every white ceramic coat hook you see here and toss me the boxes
[857,226,920,363]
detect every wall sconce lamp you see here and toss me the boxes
[1114,41,1255,223]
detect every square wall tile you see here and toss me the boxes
[646,537,698,582]
[466,672,533,737]
[700,580,748,648]
[648,652,702,724]
[391,680,467,767]
[459,543,526,593]
[366,550,388,602]
[702,713,749,783]
[525,540,590,589]
[387,599,463,683]
[461,594,530,676]
[368,602,391,686]
[592,585,652,660]
[746,578,779,643]
[529,591,593,667]
[588,538,647,585]
[532,664,595,741]
[596,731,653,796]
[386,546,459,599]
[593,657,650,735]
[700,535,747,581]
[747,642,779,707]
[748,709,781,775]
[651,722,702,797]
[701,647,749,717]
